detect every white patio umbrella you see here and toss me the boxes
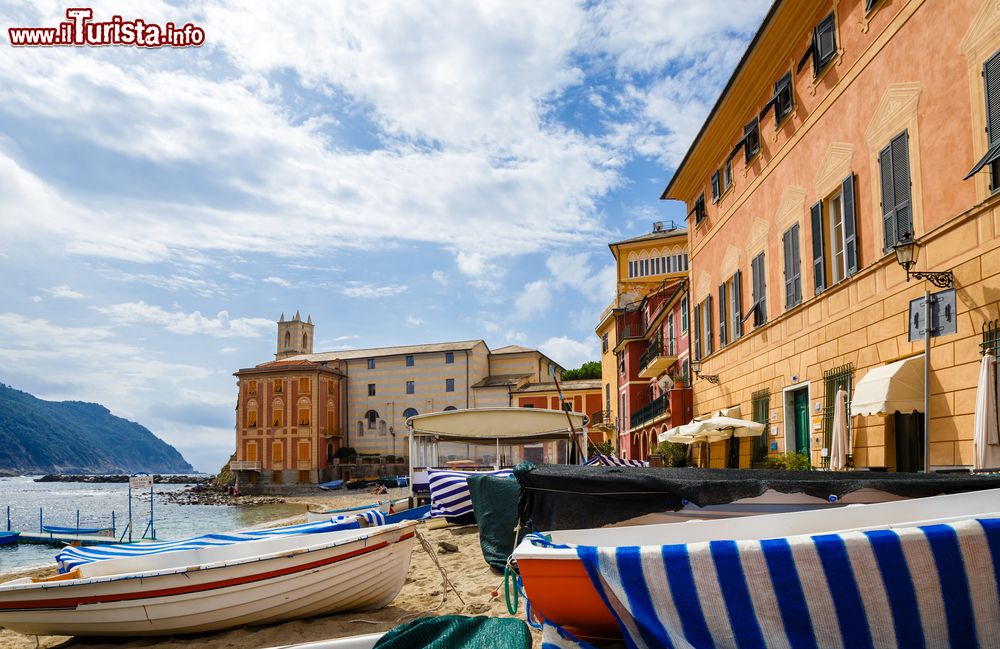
[830,388,849,471]
[974,353,1000,470]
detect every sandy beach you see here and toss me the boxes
[0,489,540,649]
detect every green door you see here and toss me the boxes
[794,389,810,455]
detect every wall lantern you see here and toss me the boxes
[689,359,720,385]
[892,232,953,288]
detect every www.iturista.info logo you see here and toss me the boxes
[8,8,205,47]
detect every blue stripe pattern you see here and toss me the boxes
[921,524,976,649]
[56,510,386,572]
[427,469,512,518]
[760,538,817,649]
[532,517,1000,649]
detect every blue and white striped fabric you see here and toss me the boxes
[56,510,386,572]
[428,468,513,519]
[533,517,1000,649]
[583,454,648,468]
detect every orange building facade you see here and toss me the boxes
[663,0,1000,470]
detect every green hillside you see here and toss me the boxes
[0,383,193,474]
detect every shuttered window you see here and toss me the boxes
[694,193,707,224]
[718,273,742,347]
[744,118,760,162]
[704,295,713,356]
[798,13,837,77]
[879,131,913,252]
[711,171,721,202]
[693,302,702,360]
[966,50,1000,191]
[732,271,743,340]
[783,224,803,309]
[751,253,767,326]
[812,175,858,293]
[761,73,793,126]
[718,283,727,347]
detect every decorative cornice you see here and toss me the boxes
[863,82,921,150]
[813,142,855,198]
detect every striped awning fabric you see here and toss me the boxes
[583,454,648,467]
[428,468,513,519]
[56,511,386,573]
[531,517,1000,648]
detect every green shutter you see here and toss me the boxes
[718,284,727,346]
[811,201,826,294]
[842,175,858,276]
[733,271,743,339]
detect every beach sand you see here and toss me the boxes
[0,490,542,649]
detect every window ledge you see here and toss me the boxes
[808,50,843,96]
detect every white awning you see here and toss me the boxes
[850,355,924,417]
[407,407,586,443]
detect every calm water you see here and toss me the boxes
[0,476,305,572]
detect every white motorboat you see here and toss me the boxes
[0,520,418,636]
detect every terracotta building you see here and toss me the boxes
[595,222,694,461]
[662,0,1000,470]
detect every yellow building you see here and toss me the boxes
[661,0,1000,470]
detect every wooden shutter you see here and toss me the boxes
[987,51,1000,144]
[783,228,794,308]
[790,223,802,305]
[755,253,767,324]
[811,201,826,294]
[890,133,912,241]
[706,296,713,354]
[718,283,727,346]
[842,175,858,277]
[733,271,743,338]
[879,143,897,252]
[711,171,721,201]
[693,303,702,359]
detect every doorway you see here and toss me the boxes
[783,385,811,457]
[893,412,924,472]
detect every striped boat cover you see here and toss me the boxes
[531,517,1000,649]
[428,469,513,519]
[56,510,386,572]
[583,454,648,468]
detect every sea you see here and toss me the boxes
[0,475,306,573]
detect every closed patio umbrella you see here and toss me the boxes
[658,415,765,443]
[830,388,848,471]
[974,354,1000,470]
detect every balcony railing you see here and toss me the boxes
[231,461,261,471]
[588,410,615,429]
[638,336,663,371]
[642,292,670,331]
[630,393,668,429]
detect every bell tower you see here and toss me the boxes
[275,311,314,360]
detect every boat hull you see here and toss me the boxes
[0,523,416,636]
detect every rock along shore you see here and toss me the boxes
[34,474,211,485]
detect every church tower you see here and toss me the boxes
[275,311,315,360]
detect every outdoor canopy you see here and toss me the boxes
[406,407,587,443]
[850,354,924,417]
[658,414,766,444]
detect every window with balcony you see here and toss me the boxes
[668,313,675,356]
[798,13,837,78]
[272,409,283,427]
[782,223,803,309]
[246,409,257,427]
[967,50,1000,191]
[298,408,310,426]
[879,131,913,251]
[406,380,415,395]
[811,175,858,294]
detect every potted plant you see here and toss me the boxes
[669,367,687,389]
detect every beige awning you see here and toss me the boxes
[407,407,586,443]
[850,355,924,417]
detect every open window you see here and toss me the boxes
[718,271,742,347]
[693,193,707,224]
[879,131,913,252]
[811,175,859,294]
[798,13,837,77]
[782,223,803,310]
[750,253,767,327]
[760,72,793,126]
[965,50,1000,192]
[729,118,761,165]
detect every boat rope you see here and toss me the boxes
[503,557,519,615]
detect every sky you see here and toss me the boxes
[0,0,770,472]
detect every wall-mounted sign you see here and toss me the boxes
[908,289,957,342]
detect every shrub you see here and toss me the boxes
[334,447,357,461]
[588,440,614,456]
[764,452,811,471]
[655,441,689,467]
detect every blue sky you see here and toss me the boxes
[0,0,769,472]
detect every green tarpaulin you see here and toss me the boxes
[373,615,531,649]
[467,473,521,571]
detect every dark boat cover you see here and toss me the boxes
[514,463,1000,533]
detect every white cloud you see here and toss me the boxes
[546,252,616,305]
[333,335,360,342]
[514,279,552,320]
[431,270,449,286]
[538,335,599,369]
[94,301,275,338]
[263,276,291,288]
[45,285,84,299]
[505,330,527,343]
[340,283,408,299]
[219,346,240,353]
[406,315,425,327]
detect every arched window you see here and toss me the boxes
[327,442,335,461]
[365,410,379,429]
[402,407,419,419]
[284,331,291,349]
[443,406,457,411]
[302,333,308,349]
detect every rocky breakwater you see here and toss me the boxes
[35,474,211,484]
[159,482,284,506]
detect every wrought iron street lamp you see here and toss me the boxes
[689,359,720,384]
[892,232,953,288]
